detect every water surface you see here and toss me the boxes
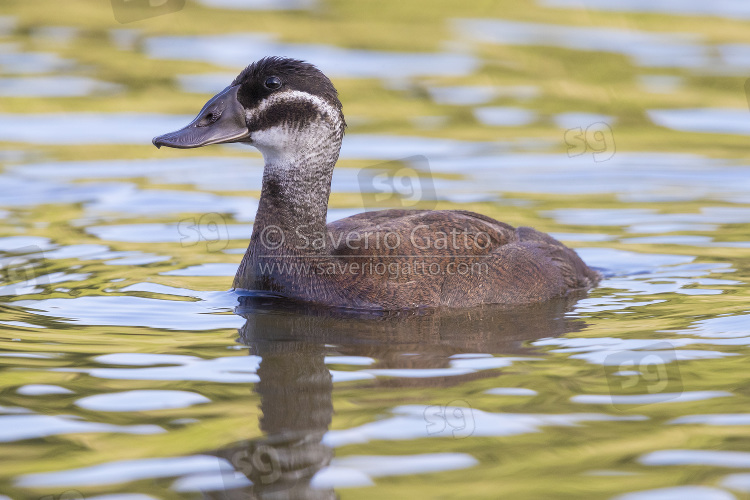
[1,1,750,499]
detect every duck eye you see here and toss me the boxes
[264,76,282,90]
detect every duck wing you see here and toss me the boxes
[327,209,516,258]
[325,209,598,307]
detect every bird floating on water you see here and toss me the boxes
[153,57,599,310]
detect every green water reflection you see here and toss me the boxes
[1,0,750,499]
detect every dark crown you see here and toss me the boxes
[232,56,343,113]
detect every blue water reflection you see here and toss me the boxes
[1,2,750,499]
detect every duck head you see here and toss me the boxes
[153,57,345,162]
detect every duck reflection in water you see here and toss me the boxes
[208,293,588,499]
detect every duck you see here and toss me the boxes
[153,56,600,310]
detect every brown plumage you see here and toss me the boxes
[153,57,600,310]
[233,209,599,309]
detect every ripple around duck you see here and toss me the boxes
[73,351,261,383]
[13,294,243,330]
[323,405,645,447]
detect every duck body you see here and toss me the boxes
[154,57,599,310]
[236,209,597,309]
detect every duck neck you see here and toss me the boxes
[251,136,341,255]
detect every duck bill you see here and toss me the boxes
[152,85,250,149]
